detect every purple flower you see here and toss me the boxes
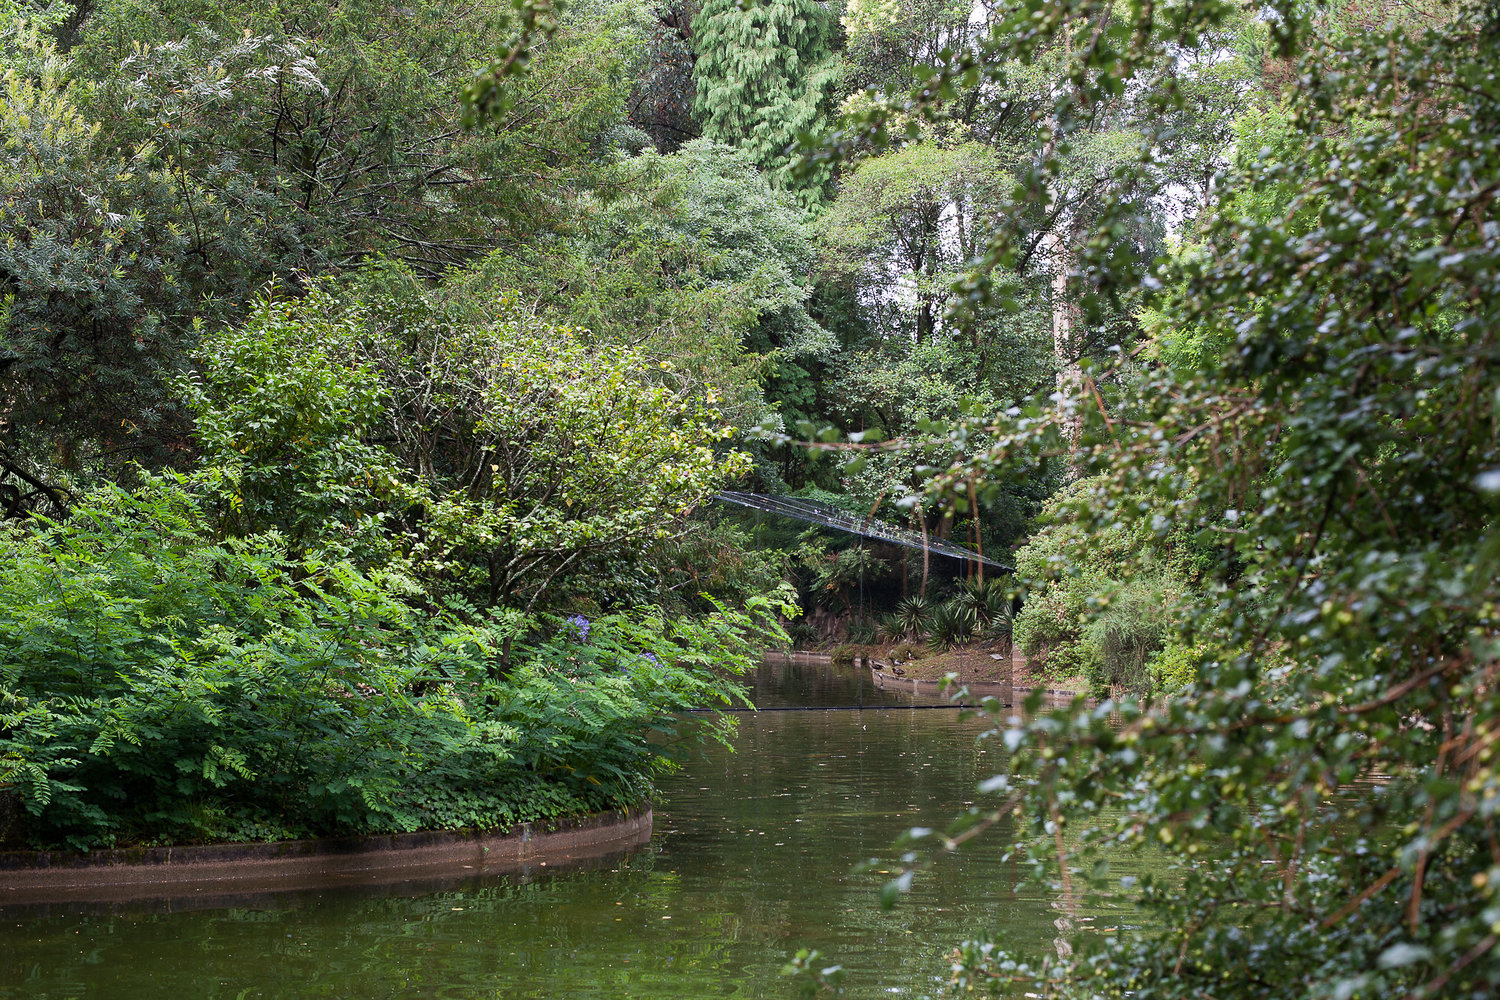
[567,614,591,642]
[626,651,659,675]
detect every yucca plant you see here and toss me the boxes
[949,585,986,621]
[876,613,908,644]
[890,595,934,640]
[927,600,978,651]
[951,579,1015,647]
[952,578,1008,621]
[982,601,1015,648]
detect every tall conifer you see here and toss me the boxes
[690,0,840,197]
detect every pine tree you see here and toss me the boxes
[690,0,840,197]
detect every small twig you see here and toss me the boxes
[1322,864,1405,928]
[1085,374,1116,441]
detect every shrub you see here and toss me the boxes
[926,601,978,651]
[186,270,750,610]
[1146,639,1204,693]
[889,595,934,639]
[1011,477,1201,690]
[0,478,782,849]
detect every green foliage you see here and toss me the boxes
[460,140,832,434]
[1144,638,1204,694]
[3,0,649,470]
[184,290,396,556]
[820,141,1005,343]
[802,544,886,613]
[188,269,749,610]
[0,476,782,849]
[1010,477,1199,691]
[77,0,638,271]
[924,600,975,651]
[0,9,202,459]
[822,337,1051,563]
[461,0,569,124]
[0,478,501,847]
[640,516,797,616]
[624,0,699,151]
[690,0,841,196]
[851,1,1500,996]
[841,0,976,92]
[888,595,934,640]
[951,578,1013,644]
[1074,574,1178,696]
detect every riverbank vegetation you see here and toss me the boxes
[824,2,1500,998]
[4,0,1499,995]
[0,264,787,848]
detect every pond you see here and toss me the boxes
[1,659,1136,999]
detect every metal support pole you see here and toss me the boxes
[858,544,866,707]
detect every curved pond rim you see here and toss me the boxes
[0,804,651,908]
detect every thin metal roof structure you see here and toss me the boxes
[715,491,1011,571]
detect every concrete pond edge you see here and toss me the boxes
[0,805,652,906]
[760,649,1090,704]
[869,667,1093,706]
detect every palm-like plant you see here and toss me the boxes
[927,600,978,651]
[890,595,934,640]
[951,578,1004,618]
[877,613,908,643]
[952,579,1014,644]
[981,601,1015,647]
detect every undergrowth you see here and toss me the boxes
[0,478,781,850]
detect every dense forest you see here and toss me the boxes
[3,0,1499,995]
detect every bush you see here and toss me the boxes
[0,478,782,849]
[185,269,749,611]
[1011,477,1200,691]
[1146,639,1204,693]
[926,601,977,651]
[888,595,935,639]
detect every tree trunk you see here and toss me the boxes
[916,297,935,343]
[1046,18,1085,457]
[1050,228,1085,450]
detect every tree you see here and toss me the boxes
[75,0,642,274]
[628,0,703,150]
[841,0,981,99]
[821,0,1500,996]
[1007,475,1208,694]
[0,0,651,478]
[460,140,834,480]
[0,5,207,467]
[190,267,750,612]
[826,1,1177,447]
[691,0,841,195]
[821,139,1004,344]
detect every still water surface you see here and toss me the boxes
[2,660,1128,999]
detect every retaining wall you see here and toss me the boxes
[0,806,651,907]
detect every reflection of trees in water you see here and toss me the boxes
[3,685,1170,998]
[753,655,942,708]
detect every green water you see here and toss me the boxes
[1,661,1135,999]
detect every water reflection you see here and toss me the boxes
[1,660,1141,1000]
